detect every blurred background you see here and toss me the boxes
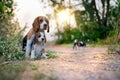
[13,0,120,43]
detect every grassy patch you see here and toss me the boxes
[0,61,27,80]
[108,45,120,54]
[34,72,60,80]
[46,50,58,59]
[60,43,73,47]
[59,42,105,47]
[28,63,38,70]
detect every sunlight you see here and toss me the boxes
[57,8,72,25]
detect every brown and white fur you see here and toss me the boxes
[73,39,86,50]
[22,16,49,59]
[31,32,47,59]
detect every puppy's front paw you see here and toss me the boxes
[41,53,48,59]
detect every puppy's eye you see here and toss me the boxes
[40,19,43,22]
[38,35,41,37]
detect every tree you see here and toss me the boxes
[81,0,120,40]
[0,0,17,37]
[0,0,14,20]
[82,0,111,28]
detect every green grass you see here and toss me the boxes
[46,50,58,59]
[60,43,73,47]
[59,42,106,47]
[28,63,38,70]
[0,61,27,80]
[34,72,60,80]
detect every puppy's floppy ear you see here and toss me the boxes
[34,33,38,43]
[47,21,49,33]
[32,17,40,32]
[44,34,47,43]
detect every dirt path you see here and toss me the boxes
[24,44,120,80]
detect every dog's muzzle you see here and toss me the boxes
[44,24,47,29]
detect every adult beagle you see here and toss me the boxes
[22,16,49,58]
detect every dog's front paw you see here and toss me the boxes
[31,50,36,59]
[41,53,48,59]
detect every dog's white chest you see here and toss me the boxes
[34,43,44,55]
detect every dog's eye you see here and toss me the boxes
[40,19,43,22]
[46,20,48,23]
[38,35,41,37]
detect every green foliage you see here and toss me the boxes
[34,72,59,80]
[55,8,117,44]
[0,34,25,62]
[0,0,14,20]
[0,19,24,62]
[82,0,95,21]
[0,0,25,62]
[28,63,38,70]
[46,50,58,59]
[52,0,120,44]
[55,25,84,44]
[0,2,4,13]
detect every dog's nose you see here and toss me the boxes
[44,24,47,27]
[42,38,44,41]
[44,24,47,29]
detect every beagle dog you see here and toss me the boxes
[22,16,49,59]
[31,32,47,59]
[73,39,86,50]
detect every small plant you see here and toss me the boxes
[28,63,38,70]
[0,34,25,62]
[46,50,58,59]
[108,45,120,54]
[34,72,59,80]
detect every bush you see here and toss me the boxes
[0,19,25,62]
[55,26,84,44]
[0,34,25,62]
[0,0,25,62]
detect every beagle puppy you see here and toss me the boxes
[22,16,49,58]
[73,39,86,50]
[31,32,47,59]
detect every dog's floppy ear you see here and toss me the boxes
[45,18,49,33]
[32,17,40,32]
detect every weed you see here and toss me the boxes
[34,72,59,80]
[28,63,38,70]
[46,50,58,59]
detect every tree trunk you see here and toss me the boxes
[104,0,110,27]
[93,0,101,27]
